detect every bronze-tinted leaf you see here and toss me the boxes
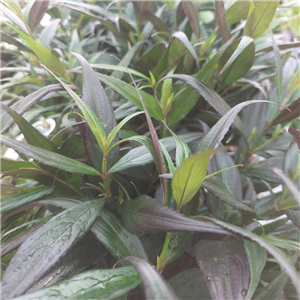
[29,0,49,32]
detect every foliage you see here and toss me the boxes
[1,1,299,299]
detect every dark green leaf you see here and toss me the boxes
[0,134,100,176]
[196,100,268,153]
[0,104,57,152]
[1,186,53,214]
[243,240,267,300]
[124,256,179,300]
[169,268,211,300]
[285,209,300,229]
[202,176,255,218]
[28,0,49,32]
[2,199,104,298]
[243,1,279,39]
[91,209,147,261]
[14,267,140,300]
[194,239,250,300]
[119,195,232,236]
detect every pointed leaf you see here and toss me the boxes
[28,0,49,32]
[197,100,268,153]
[157,74,243,130]
[194,239,250,300]
[119,195,232,236]
[124,256,179,300]
[226,0,250,25]
[243,240,267,300]
[6,23,65,76]
[13,267,140,300]
[0,134,100,176]
[2,199,104,298]
[0,104,57,152]
[215,0,231,43]
[243,1,279,39]
[91,209,147,261]
[181,1,199,38]
[285,126,300,149]
[172,148,223,207]
[1,186,53,214]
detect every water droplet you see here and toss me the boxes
[241,288,247,297]
[206,276,213,282]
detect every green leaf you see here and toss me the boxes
[13,267,140,300]
[157,74,243,130]
[215,0,231,43]
[0,84,69,133]
[0,104,57,152]
[97,73,163,121]
[91,209,148,261]
[169,268,211,300]
[1,31,34,53]
[108,133,201,173]
[1,186,53,214]
[194,239,250,300]
[196,100,268,153]
[6,23,65,77]
[119,195,232,236]
[170,31,199,65]
[124,256,179,300]
[205,217,300,295]
[172,148,224,207]
[243,240,267,300]
[218,37,255,85]
[202,176,255,218]
[255,251,299,300]
[226,0,250,25]
[243,1,279,39]
[39,19,61,48]
[1,199,104,298]
[28,0,49,32]
[288,68,300,94]
[264,234,300,252]
[0,134,100,176]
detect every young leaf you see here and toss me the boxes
[243,1,279,39]
[119,195,232,236]
[91,209,148,261]
[156,74,243,130]
[0,104,57,152]
[172,148,224,208]
[1,199,104,298]
[1,186,53,214]
[0,134,100,176]
[243,240,267,300]
[196,100,268,153]
[28,0,49,32]
[124,256,179,300]
[13,267,141,300]
[6,23,66,77]
[194,239,250,300]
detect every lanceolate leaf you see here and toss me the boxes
[181,1,199,38]
[91,209,148,261]
[13,267,141,300]
[243,1,279,39]
[194,239,250,300]
[157,74,242,130]
[1,186,53,214]
[0,104,57,152]
[6,23,65,77]
[285,126,300,149]
[2,199,104,298]
[226,0,250,25]
[196,100,268,153]
[109,132,201,173]
[172,148,223,207]
[205,217,300,294]
[0,134,100,176]
[119,195,232,236]
[124,256,179,300]
[0,84,71,133]
[215,0,231,43]
[28,0,49,32]
[202,176,255,217]
[243,240,267,300]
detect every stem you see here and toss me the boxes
[157,232,173,273]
